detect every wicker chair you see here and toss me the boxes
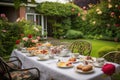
[69,40,92,56]
[2,56,22,70]
[102,51,120,80]
[102,51,120,64]
[0,57,40,80]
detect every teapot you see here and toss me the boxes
[60,49,69,57]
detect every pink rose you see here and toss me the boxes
[0,13,6,18]
[32,39,38,43]
[37,36,40,40]
[22,37,28,41]
[102,63,115,75]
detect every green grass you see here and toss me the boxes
[60,39,120,57]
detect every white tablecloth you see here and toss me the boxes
[11,49,120,80]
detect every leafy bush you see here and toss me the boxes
[36,2,82,17]
[98,46,116,57]
[17,20,42,37]
[0,20,23,57]
[84,0,120,41]
[65,29,83,39]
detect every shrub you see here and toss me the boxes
[85,0,120,41]
[17,20,42,37]
[0,20,23,57]
[65,29,83,39]
[98,46,116,57]
[36,2,82,17]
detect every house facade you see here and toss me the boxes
[0,0,47,39]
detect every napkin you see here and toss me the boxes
[102,63,115,76]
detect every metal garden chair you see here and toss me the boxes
[0,57,40,80]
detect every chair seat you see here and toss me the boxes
[4,70,37,80]
[7,63,20,69]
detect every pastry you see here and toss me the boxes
[77,64,84,70]
[77,64,93,72]
[69,57,76,62]
[82,65,93,72]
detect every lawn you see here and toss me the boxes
[60,39,120,57]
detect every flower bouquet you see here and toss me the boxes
[16,34,40,48]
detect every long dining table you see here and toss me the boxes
[11,49,120,80]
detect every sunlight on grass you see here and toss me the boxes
[61,39,120,57]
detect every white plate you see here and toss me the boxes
[57,63,73,68]
[74,66,94,73]
[26,54,35,57]
[93,62,104,68]
[57,65,73,68]
[37,57,49,61]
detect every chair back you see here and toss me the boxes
[103,51,120,64]
[0,57,12,80]
[69,40,92,56]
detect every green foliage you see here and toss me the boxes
[0,20,23,57]
[98,46,116,57]
[65,29,83,39]
[84,0,120,41]
[17,20,42,37]
[52,23,63,38]
[36,2,82,17]
[14,0,35,9]
[116,45,120,51]
[36,2,83,38]
[70,0,120,41]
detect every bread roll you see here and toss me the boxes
[77,64,84,70]
[82,65,93,72]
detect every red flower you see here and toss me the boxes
[28,34,32,38]
[102,63,115,76]
[16,40,20,44]
[118,6,120,10]
[115,24,120,27]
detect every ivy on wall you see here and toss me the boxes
[36,2,82,17]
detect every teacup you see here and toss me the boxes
[21,48,27,53]
[60,49,69,57]
[38,54,46,59]
[96,58,105,67]
[73,53,79,58]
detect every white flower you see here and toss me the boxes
[97,11,102,15]
[81,16,86,21]
[115,5,118,7]
[108,0,111,2]
[34,27,39,32]
[22,37,28,41]
[108,4,112,8]
[92,21,96,25]
[96,8,100,12]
